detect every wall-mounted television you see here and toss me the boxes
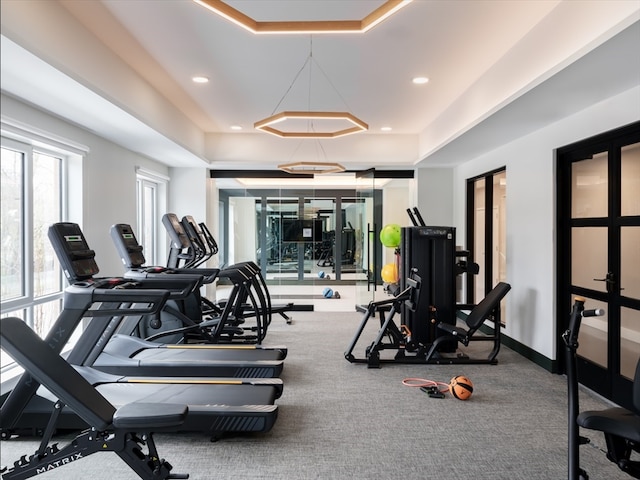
[282,219,324,242]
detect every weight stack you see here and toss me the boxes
[400,226,457,350]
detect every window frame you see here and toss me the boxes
[136,168,169,267]
[1,137,67,310]
[1,124,83,371]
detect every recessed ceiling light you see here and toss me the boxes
[230,125,243,131]
[412,76,429,85]
[381,126,392,132]
[192,76,209,84]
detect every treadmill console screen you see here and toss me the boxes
[162,213,191,248]
[110,224,146,268]
[48,222,99,282]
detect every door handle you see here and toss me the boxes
[593,272,615,293]
[593,272,614,283]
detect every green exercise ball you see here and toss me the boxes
[379,224,401,248]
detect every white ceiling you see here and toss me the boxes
[1,1,639,171]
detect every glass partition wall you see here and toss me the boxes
[254,191,363,283]
[215,171,411,311]
[218,183,376,311]
[355,169,380,310]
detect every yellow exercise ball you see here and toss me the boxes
[381,263,398,283]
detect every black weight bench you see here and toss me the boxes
[0,317,188,480]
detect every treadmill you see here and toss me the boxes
[112,223,274,344]
[0,276,281,440]
[59,223,286,378]
[111,221,284,339]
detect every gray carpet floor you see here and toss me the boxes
[1,310,634,479]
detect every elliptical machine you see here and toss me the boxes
[563,296,640,479]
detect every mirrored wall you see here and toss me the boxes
[212,171,412,311]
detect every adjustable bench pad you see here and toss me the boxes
[113,402,188,429]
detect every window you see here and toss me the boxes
[136,169,168,267]
[137,178,158,264]
[1,138,67,368]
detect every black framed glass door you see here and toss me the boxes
[557,121,640,409]
[355,169,377,309]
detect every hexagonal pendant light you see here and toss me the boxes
[192,0,413,35]
[278,161,345,174]
[255,111,368,139]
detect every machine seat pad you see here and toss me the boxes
[437,323,470,345]
[577,407,640,442]
[113,402,188,429]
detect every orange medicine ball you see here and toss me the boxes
[449,375,474,400]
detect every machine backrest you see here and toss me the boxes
[0,317,116,431]
[465,282,512,330]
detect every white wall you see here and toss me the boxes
[416,168,454,227]
[206,178,220,267]
[451,85,640,360]
[230,197,257,264]
[166,167,215,298]
[168,168,209,221]
[1,93,171,277]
